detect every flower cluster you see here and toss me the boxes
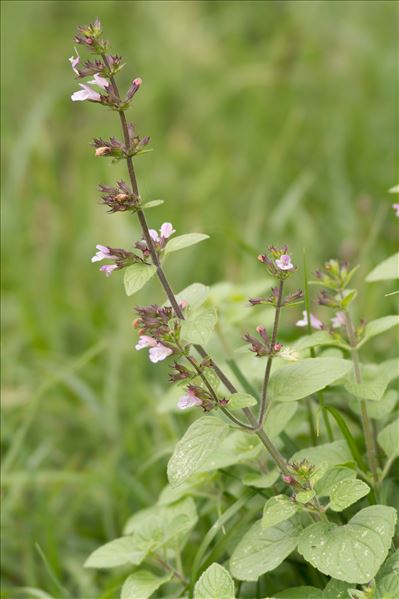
[243,326,282,357]
[134,304,185,363]
[98,180,139,213]
[92,128,150,160]
[135,223,176,258]
[91,244,144,276]
[258,245,297,279]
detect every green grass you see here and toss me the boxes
[1,1,397,597]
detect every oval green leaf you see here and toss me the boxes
[123,264,156,296]
[194,563,235,599]
[164,233,209,255]
[121,570,172,599]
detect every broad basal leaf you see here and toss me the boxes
[298,505,397,583]
[121,570,172,599]
[180,308,217,345]
[194,563,235,599]
[366,253,399,282]
[164,233,209,255]
[167,417,229,486]
[377,418,399,458]
[328,478,370,512]
[123,264,156,296]
[261,495,299,529]
[230,517,302,581]
[268,358,352,402]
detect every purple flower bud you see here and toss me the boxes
[126,77,142,101]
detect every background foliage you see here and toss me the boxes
[1,1,397,597]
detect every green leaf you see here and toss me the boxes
[345,374,390,402]
[350,389,398,421]
[296,490,316,504]
[123,264,156,296]
[375,550,399,599]
[275,588,323,599]
[328,478,370,511]
[294,331,349,352]
[228,392,257,410]
[124,497,198,543]
[264,403,298,439]
[269,358,352,402]
[198,430,261,472]
[230,517,302,581]
[164,282,210,310]
[121,570,172,599]
[180,308,217,345]
[141,199,164,209]
[340,288,357,308]
[315,466,356,497]
[167,417,229,486]
[322,579,353,599]
[164,233,209,255]
[291,441,352,468]
[357,315,399,348]
[378,418,399,458]
[366,253,399,282]
[298,505,397,583]
[84,537,150,569]
[261,495,300,528]
[242,469,280,489]
[194,563,235,599]
[325,406,368,472]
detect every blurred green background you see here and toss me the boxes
[1,1,397,597]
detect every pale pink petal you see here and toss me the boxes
[69,54,80,75]
[71,84,101,102]
[149,229,160,242]
[393,203,399,217]
[135,335,158,350]
[148,343,173,363]
[177,394,202,410]
[160,222,175,239]
[331,311,346,329]
[296,311,323,330]
[275,254,294,271]
[89,73,109,90]
[99,264,118,277]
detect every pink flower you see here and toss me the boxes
[91,244,116,262]
[88,73,109,90]
[331,311,346,328]
[296,310,323,330]
[99,264,118,277]
[149,229,160,242]
[177,388,202,410]
[393,203,399,217]
[135,335,158,350]
[71,84,101,102]
[69,53,80,75]
[275,254,294,271]
[148,343,173,363]
[160,222,175,239]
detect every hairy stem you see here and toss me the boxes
[343,306,379,484]
[258,280,284,425]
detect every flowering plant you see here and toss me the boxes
[71,20,399,599]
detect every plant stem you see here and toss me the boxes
[258,280,284,426]
[343,306,379,484]
[303,249,333,441]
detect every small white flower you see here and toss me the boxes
[99,264,118,277]
[275,254,294,271]
[296,310,323,330]
[91,245,116,262]
[160,222,175,239]
[71,84,101,102]
[148,343,173,363]
[331,311,346,328]
[69,53,80,75]
[135,335,158,351]
[279,347,299,362]
[177,393,202,410]
[88,73,109,90]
